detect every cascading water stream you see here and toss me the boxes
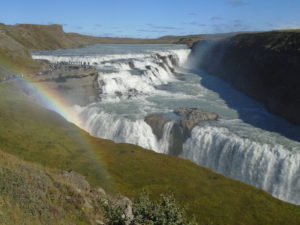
[182,124,300,204]
[33,44,300,205]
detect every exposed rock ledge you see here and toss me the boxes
[32,63,99,106]
[145,108,218,155]
[175,108,219,131]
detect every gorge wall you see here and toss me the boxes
[190,31,300,126]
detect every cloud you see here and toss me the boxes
[273,23,300,30]
[46,21,63,25]
[81,32,96,36]
[94,24,102,27]
[146,24,181,30]
[225,1,245,6]
[188,12,198,16]
[185,21,207,27]
[74,26,83,30]
[98,32,117,37]
[211,21,251,33]
[186,21,198,26]
[137,29,168,33]
[211,16,222,21]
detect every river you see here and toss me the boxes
[32,43,300,205]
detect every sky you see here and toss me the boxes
[1,0,300,38]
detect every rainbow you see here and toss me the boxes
[24,78,83,127]
[2,70,83,128]
[0,62,82,127]
[0,62,113,190]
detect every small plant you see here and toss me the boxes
[101,200,128,225]
[102,192,196,225]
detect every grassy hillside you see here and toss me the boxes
[1,24,300,224]
[1,82,300,225]
[0,23,175,51]
[0,150,109,225]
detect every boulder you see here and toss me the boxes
[174,108,219,132]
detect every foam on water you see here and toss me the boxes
[34,44,300,205]
[182,123,300,204]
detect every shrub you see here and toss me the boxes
[102,193,196,225]
[101,200,128,225]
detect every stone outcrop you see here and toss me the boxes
[145,114,170,140]
[174,108,219,132]
[190,31,300,125]
[33,63,99,106]
[145,108,218,155]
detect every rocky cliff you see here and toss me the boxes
[190,31,300,125]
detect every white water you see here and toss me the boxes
[33,44,300,205]
[182,124,300,204]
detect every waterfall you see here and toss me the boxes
[182,125,300,204]
[33,44,300,205]
[158,121,176,154]
[33,49,190,100]
[79,108,159,151]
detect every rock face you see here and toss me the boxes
[33,63,99,106]
[144,114,170,140]
[145,108,218,155]
[190,31,300,125]
[174,108,219,132]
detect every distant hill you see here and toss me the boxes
[0,23,178,77]
[0,23,253,76]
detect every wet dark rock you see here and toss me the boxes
[145,108,218,155]
[168,54,179,67]
[190,32,300,125]
[128,61,135,69]
[145,114,170,140]
[174,108,219,132]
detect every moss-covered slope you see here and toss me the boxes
[0,150,109,225]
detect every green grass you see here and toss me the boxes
[1,24,300,224]
[0,82,300,225]
[92,139,300,225]
[0,48,42,76]
[0,150,107,225]
[0,82,112,190]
